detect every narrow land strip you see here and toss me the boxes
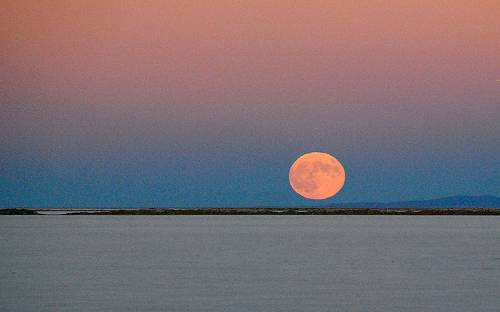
[2,208,500,215]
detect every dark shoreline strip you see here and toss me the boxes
[2,208,500,215]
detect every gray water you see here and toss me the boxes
[1,216,499,312]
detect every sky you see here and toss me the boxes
[1,0,499,207]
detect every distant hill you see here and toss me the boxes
[325,195,500,208]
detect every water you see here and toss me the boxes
[1,216,499,311]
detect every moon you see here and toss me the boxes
[289,152,346,200]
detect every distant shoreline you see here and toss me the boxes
[2,208,500,215]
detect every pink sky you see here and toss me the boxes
[1,1,499,206]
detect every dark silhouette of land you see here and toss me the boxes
[325,195,500,209]
[0,209,38,215]
[2,196,499,215]
[2,208,500,215]
[65,208,500,215]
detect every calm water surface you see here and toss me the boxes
[1,216,500,311]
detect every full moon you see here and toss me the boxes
[289,152,346,200]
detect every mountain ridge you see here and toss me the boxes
[325,195,500,208]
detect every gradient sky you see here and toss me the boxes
[1,0,499,207]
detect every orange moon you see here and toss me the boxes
[289,152,346,200]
